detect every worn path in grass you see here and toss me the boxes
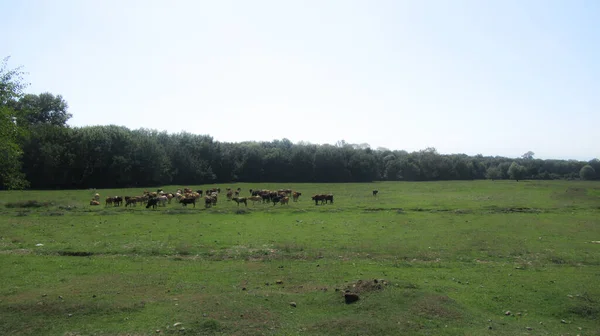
[1,181,599,335]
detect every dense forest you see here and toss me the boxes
[1,57,598,190]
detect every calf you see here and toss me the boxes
[232,197,247,207]
[90,199,100,206]
[180,197,196,207]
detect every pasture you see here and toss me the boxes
[1,180,599,336]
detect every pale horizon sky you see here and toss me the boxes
[1,0,598,161]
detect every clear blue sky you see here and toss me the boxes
[1,0,598,160]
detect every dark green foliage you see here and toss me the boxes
[0,57,30,190]
[580,165,596,180]
[12,125,600,189]
[508,162,526,181]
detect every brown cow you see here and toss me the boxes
[311,194,327,205]
[248,196,262,205]
[292,192,302,202]
[280,197,290,205]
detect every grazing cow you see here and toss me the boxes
[373,190,379,197]
[232,197,247,207]
[90,199,100,206]
[311,194,326,205]
[271,196,281,206]
[226,190,234,200]
[105,197,113,206]
[280,197,290,205]
[180,197,196,207]
[292,192,302,202]
[146,198,159,209]
[249,189,253,195]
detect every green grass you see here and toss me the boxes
[1,180,599,335]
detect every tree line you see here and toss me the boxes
[1,57,598,190]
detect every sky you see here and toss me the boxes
[1,0,599,160]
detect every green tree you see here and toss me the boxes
[485,166,502,180]
[13,92,72,127]
[508,162,525,181]
[579,165,596,180]
[0,57,29,189]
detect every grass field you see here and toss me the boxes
[1,180,599,336]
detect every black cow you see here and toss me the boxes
[325,194,334,204]
[271,196,281,206]
[146,198,159,209]
[373,190,378,197]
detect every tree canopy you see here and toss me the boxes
[2,56,599,190]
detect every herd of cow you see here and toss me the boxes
[89,187,336,209]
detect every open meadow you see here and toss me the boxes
[1,180,599,336]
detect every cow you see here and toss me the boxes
[311,194,327,205]
[226,190,234,200]
[113,196,123,206]
[204,196,213,208]
[157,195,168,206]
[125,197,137,207]
[292,192,302,202]
[146,198,159,209]
[105,197,113,206]
[93,193,100,201]
[325,194,334,204]
[280,197,290,205]
[232,197,247,207]
[373,190,379,197]
[248,195,262,205]
[90,199,100,206]
[180,197,196,207]
[196,190,203,196]
[271,196,281,206]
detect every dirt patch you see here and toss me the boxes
[0,249,33,255]
[342,279,389,294]
[484,206,543,214]
[57,251,94,257]
[411,294,463,320]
